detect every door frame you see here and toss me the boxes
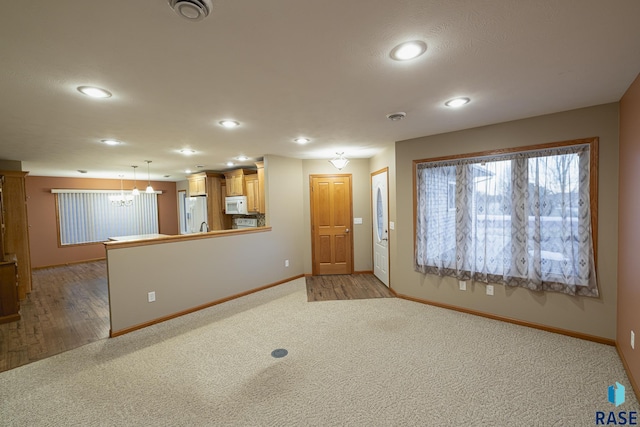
[371,167,390,287]
[310,173,354,276]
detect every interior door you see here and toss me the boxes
[311,175,353,275]
[372,168,389,286]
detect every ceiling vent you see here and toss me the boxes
[168,0,212,21]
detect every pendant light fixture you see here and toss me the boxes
[109,175,133,207]
[329,152,349,170]
[131,165,140,196]
[145,160,154,193]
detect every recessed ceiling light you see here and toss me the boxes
[185,169,192,174]
[236,156,249,161]
[386,112,407,121]
[180,149,196,155]
[219,120,240,128]
[101,139,122,146]
[294,137,310,144]
[77,86,112,98]
[226,162,235,167]
[390,41,427,61]
[445,97,471,108]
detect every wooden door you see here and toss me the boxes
[310,175,353,275]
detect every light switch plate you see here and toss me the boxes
[459,281,466,291]
[389,221,395,230]
[486,285,494,296]
[354,217,363,224]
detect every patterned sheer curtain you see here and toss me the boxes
[57,192,159,245]
[415,143,598,297]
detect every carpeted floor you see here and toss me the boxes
[0,278,637,426]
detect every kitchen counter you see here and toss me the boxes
[108,234,169,242]
[104,226,272,249]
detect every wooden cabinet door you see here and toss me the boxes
[188,175,206,196]
[245,175,259,213]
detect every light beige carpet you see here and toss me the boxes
[0,278,637,426]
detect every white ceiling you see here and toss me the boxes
[1,1,639,181]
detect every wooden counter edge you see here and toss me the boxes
[104,226,272,250]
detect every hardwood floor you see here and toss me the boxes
[0,260,110,373]
[306,274,394,302]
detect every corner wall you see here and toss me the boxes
[25,176,178,268]
[394,103,619,340]
[618,73,640,393]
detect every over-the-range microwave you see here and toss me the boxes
[225,196,248,214]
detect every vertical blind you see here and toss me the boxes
[56,192,159,245]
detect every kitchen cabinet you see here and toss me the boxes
[187,173,207,197]
[256,161,265,214]
[245,174,259,213]
[223,169,257,196]
[0,257,20,324]
[0,171,31,300]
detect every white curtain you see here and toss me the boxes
[57,192,159,245]
[415,144,598,297]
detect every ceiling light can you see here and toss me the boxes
[386,112,407,121]
[390,41,427,61]
[168,0,212,21]
[77,86,112,98]
[219,120,240,128]
[445,97,471,108]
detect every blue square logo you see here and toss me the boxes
[608,382,625,407]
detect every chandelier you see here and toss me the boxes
[110,175,134,207]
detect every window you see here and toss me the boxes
[414,138,598,297]
[56,191,159,245]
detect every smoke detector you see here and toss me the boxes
[168,0,212,21]
[386,112,407,121]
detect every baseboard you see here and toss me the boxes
[390,289,615,346]
[615,343,640,403]
[110,274,305,337]
[304,271,374,277]
[33,257,106,270]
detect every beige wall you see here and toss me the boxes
[394,103,619,340]
[107,155,305,333]
[618,73,640,391]
[0,159,21,171]
[301,158,372,274]
[26,176,178,268]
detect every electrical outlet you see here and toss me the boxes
[459,281,466,291]
[632,330,635,350]
[486,285,494,296]
[148,291,156,303]
[389,221,395,230]
[285,259,289,267]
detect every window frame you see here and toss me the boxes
[412,136,599,275]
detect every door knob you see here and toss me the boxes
[346,228,350,233]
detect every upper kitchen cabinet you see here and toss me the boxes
[187,173,207,197]
[223,169,257,197]
[245,162,265,214]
